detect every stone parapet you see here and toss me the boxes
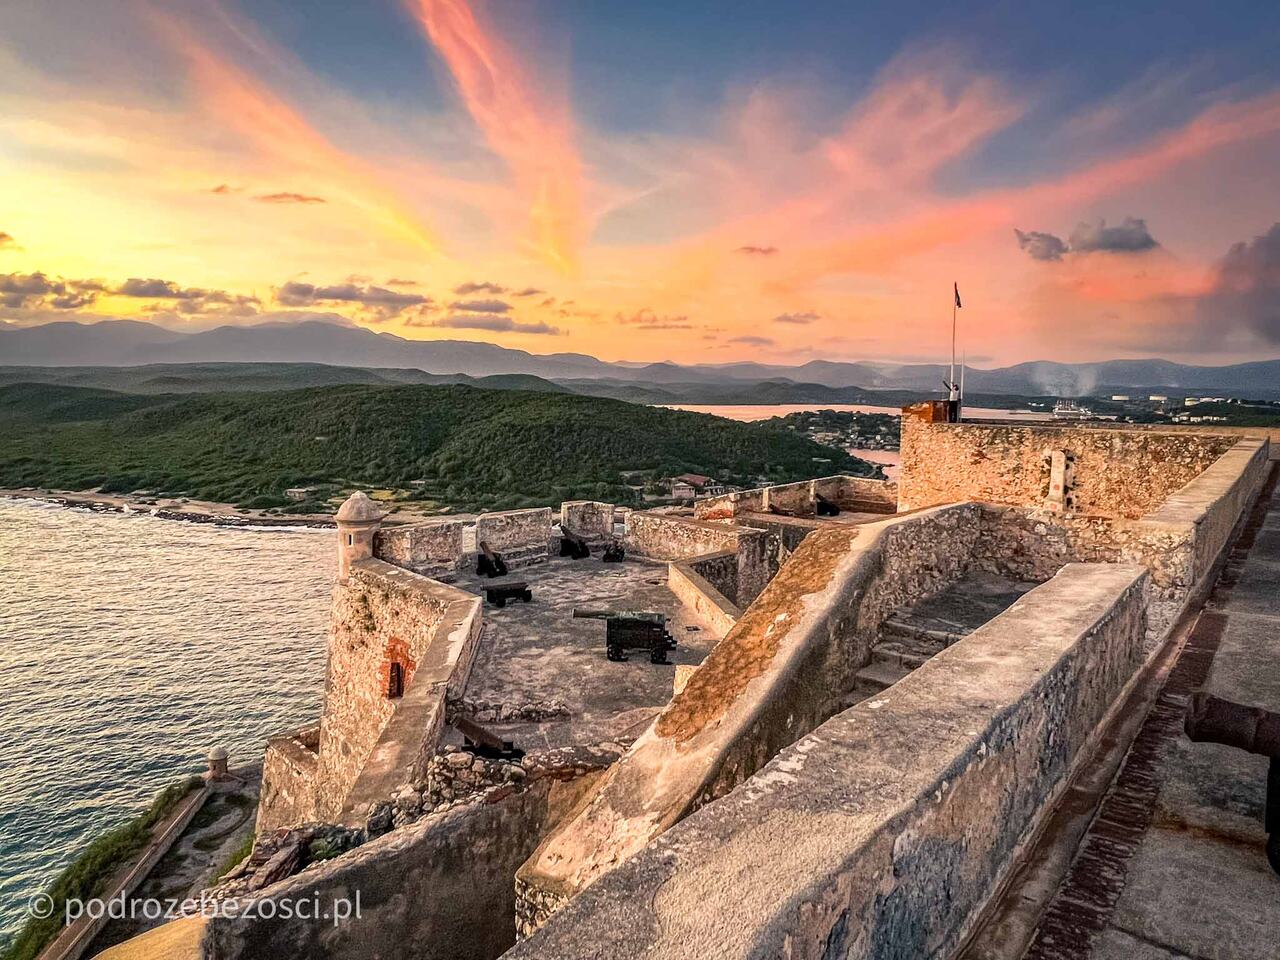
[374,520,464,576]
[475,507,553,567]
[507,563,1149,960]
[560,501,615,541]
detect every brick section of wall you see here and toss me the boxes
[374,521,464,575]
[560,501,615,541]
[899,418,1237,518]
[476,508,552,565]
[667,555,741,639]
[507,564,1149,960]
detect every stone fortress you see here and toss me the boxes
[98,404,1280,960]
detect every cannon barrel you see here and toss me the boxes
[572,608,665,624]
[1185,691,1280,757]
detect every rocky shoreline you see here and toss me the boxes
[0,488,336,528]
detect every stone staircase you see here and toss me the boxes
[841,574,1040,708]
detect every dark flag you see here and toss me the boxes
[954,282,962,309]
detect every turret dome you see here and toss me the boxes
[335,490,385,524]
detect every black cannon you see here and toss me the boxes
[485,581,532,607]
[601,540,625,563]
[476,540,508,578]
[1184,690,1280,875]
[816,493,841,517]
[573,608,676,664]
[452,715,524,761]
[559,525,591,559]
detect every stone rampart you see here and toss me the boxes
[899,417,1237,517]
[559,501,614,541]
[257,726,321,833]
[204,772,608,960]
[374,520,464,576]
[506,563,1149,960]
[624,512,771,605]
[694,475,898,520]
[475,508,553,567]
[667,553,741,639]
[516,504,982,929]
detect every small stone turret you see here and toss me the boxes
[335,491,385,583]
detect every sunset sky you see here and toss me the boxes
[2,0,1279,366]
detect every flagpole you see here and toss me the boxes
[949,286,956,394]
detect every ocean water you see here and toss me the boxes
[0,500,333,944]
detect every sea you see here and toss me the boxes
[0,499,333,945]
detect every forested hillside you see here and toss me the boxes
[0,382,872,510]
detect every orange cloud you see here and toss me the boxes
[152,14,441,255]
[406,0,585,272]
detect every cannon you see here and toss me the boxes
[601,540,625,563]
[1184,690,1280,875]
[451,715,524,761]
[816,493,841,517]
[476,540,508,578]
[559,525,591,559]
[573,608,676,664]
[485,581,532,607]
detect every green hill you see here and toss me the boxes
[0,382,873,511]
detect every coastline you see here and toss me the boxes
[0,488,336,529]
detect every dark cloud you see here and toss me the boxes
[512,287,544,297]
[1069,217,1159,254]
[729,335,775,346]
[117,277,200,299]
[735,245,778,256]
[0,232,18,250]
[772,311,820,324]
[210,184,239,194]
[449,298,511,314]
[115,278,259,315]
[254,192,327,204]
[1195,222,1280,344]
[276,281,429,315]
[0,272,103,310]
[431,314,562,335]
[453,281,507,295]
[614,308,692,330]
[1014,229,1069,262]
[1015,217,1159,262]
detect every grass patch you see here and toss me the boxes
[214,831,255,882]
[2,776,202,960]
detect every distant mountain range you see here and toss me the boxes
[4,317,1279,398]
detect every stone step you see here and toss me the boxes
[870,642,931,672]
[852,658,912,696]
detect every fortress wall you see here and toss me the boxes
[507,564,1149,960]
[694,475,898,521]
[515,504,982,931]
[475,508,553,566]
[624,512,772,605]
[375,520,464,575]
[257,725,321,832]
[899,416,1237,517]
[311,560,481,823]
[560,501,614,541]
[204,773,608,960]
[668,554,741,638]
[972,437,1269,646]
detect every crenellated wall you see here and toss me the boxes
[560,501,615,541]
[899,416,1237,517]
[694,474,898,520]
[624,512,772,605]
[374,520,464,576]
[506,563,1149,960]
[475,508,553,567]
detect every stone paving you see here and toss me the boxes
[452,555,717,751]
